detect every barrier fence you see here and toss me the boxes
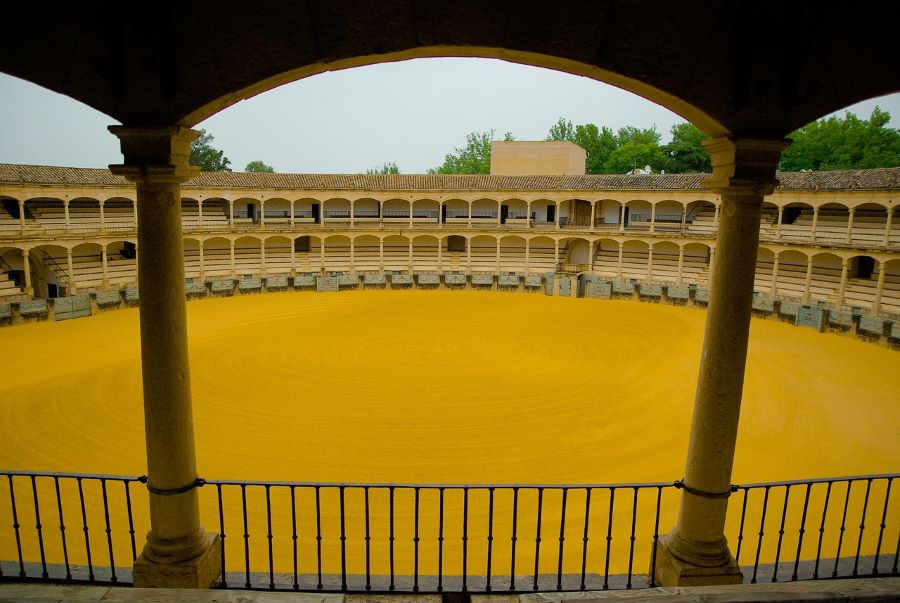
[0,471,896,592]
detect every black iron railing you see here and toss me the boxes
[1,471,896,592]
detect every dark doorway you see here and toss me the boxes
[247,203,257,223]
[855,256,875,279]
[311,204,321,224]
[294,236,311,253]
[447,235,466,253]
[441,204,447,224]
[500,205,509,224]
[547,205,555,223]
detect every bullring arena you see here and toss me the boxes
[1,161,898,591]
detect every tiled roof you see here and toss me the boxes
[0,163,897,192]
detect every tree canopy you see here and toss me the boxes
[779,107,900,171]
[367,162,400,174]
[428,130,515,174]
[189,129,231,172]
[244,160,274,173]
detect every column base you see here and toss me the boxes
[653,540,742,587]
[133,533,222,588]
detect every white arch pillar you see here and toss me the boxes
[770,252,780,298]
[873,260,887,314]
[837,258,849,306]
[67,247,77,293]
[803,255,813,303]
[845,208,855,244]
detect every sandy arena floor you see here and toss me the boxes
[0,290,897,579]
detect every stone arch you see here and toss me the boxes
[352,234,381,272]
[525,235,556,274]
[650,240,680,282]
[27,243,71,298]
[382,234,410,272]
[469,234,497,273]
[498,234,526,273]
[234,235,263,276]
[411,234,440,272]
[264,235,293,274]
[202,236,232,278]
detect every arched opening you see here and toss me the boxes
[411,235,439,271]
[620,239,650,281]
[775,249,810,301]
[684,200,718,236]
[202,237,232,278]
[234,235,262,277]
[105,240,138,287]
[28,243,70,298]
[755,247,777,295]
[264,236,292,274]
[502,199,528,226]
[264,198,292,227]
[526,236,557,274]
[682,242,711,286]
[650,241,680,282]
[70,242,105,292]
[25,197,67,235]
[293,197,320,224]
[183,238,202,279]
[324,198,351,223]
[353,198,380,223]
[469,234,497,273]
[382,235,409,272]
[104,197,136,233]
[808,252,843,305]
[0,246,26,299]
[499,235,526,273]
[563,238,591,267]
[352,235,380,273]
[654,201,685,232]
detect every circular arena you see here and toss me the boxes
[1,289,897,587]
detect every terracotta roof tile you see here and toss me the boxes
[0,163,897,192]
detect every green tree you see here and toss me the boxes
[367,162,400,174]
[546,118,618,174]
[779,107,900,171]
[189,129,231,172]
[428,130,515,174]
[660,123,711,173]
[244,160,274,173]
[603,126,664,173]
[546,117,577,142]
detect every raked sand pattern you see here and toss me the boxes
[0,290,897,582]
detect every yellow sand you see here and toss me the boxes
[1,290,897,579]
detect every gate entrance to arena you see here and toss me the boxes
[54,294,91,321]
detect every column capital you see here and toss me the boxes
[701,137,791,198]
[108,126,200,183]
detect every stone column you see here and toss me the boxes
[101,246,109,288]
[228,200,234,230]
[350,200,355,228]
[290,200,295,229]
[133,199,139,231]
[467,201,472,228]
[837,258,849,306]
[379,239,384,272]
[845,208,855,244]
[802,256,814,303]
[525,239,530,274]
[409,200,414,229]
[495,239,501,272]
[18,200,26,235]
[260,239,266,277]
[466,238,472,272]
[650,203,657,233]
[617,242,624,278]
[438,201,444,227]
[260,200,266,229]
[108,125,221,588]
[497,200,502,226]
[811,206,819,241]
[320,200,326,228]
[67,248,77,293]
[378,200,384,227]
[654,137,788,587]
[198,243,205,280]
[436,238,443,272]
[64,200,71,232]
[713,204,720,231]
[677,246,684,285]
[555,202,561,229]
[526,201,533,227]
[647,245,654,281]
[408,239,413,272]
[350,238,355,273]
[873,260,886,314]
[100,200,106,232]
[587,240,594,272]
[290,238,296,276]
[681,205,687,233]
[771,253,780,298]
[229,240,235,278]
[776,206,783,238]
[589,201,596,229]
[21,248,32,297]
[619,204,626,233]
[553,240,559,268]
[884,209,893,246]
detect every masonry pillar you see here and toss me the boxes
[290,200,295,229]
[290,238,296,276]
[197,200,204,230]
[654,137,788,587]
[228,200,234,230]
[555,201,561,229]
[198,243,205,280]
[436,238,442,272]
[884,209,893,246]
[229,240,235,277]
[18,199,26,235]
[260,240,266,277]
[408,239,414,272]
[681,205,687,233]
[99,200,106,232]
[67,248,77,293]
[495,239,501,272]
[677,246,684,285]
[524,239,530,274]
[589,201,596,229]
[409,200,414,229]
[650,203,657,233]
[811,206,819,241]
[21,248,33,297]
[467,201,472,228]
[837,258,849,306]
[350,239,355,273]
[64,200,71,232]
[259,200,266,229]
[497,201,502,227]
[466,238,472,272]
[101,245,109,288]
[350,200,355,228]
[803,256,814,303]
[438,201,444,227]
[873,260,886,314]
[776,206,783,238]
[108,125,221,589]
[379,239,384,272]
[619,204,626,233]
[617,242,624,279]
[526,201,533,227]
[771,253,780,298]
[845,208,855,244]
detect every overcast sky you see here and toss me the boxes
[1,57,898,174]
